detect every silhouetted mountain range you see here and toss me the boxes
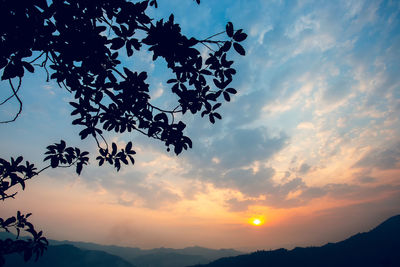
[53,240,241,265]
[3,244,134,267]
[49,240,241,267]
[2,215,399,267]
[0,231,241,267]
[191,215,400,267]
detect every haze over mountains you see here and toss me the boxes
[1,233,242,267]
[2,215,399,267]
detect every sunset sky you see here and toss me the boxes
[1,0,400,251]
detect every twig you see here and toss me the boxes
[200,42,215,52]
[111,67,127,79]
[148,103,182,114]
[0,78,22,105]
[204,30,226,40]
[28,51,45,64]
[0,78,23,124]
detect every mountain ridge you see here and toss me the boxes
[0,232,242,267]
[3,244,135,267]
[2,215,399,267]
[50,239,242,266]
[190,214,400,267]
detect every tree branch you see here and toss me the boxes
[0,78,21,106]
[0,78,23,124]
[28,51,46,64]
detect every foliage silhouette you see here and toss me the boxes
[0,0,246,265]
[4,244,135,267]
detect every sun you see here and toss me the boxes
[249,216,265,226]
[253,218,261,225]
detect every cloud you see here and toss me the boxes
[105,0,400,214]
[220,167,276,196]
[32,0,400,216]
[77,165,181,209]
[225,90,273,128]
[184,124,288,173]
[225,176,400,212]
[298,163,311,174]
[297,122,314,130]
[322,76,355,105]
[150,82,164,100]
[299,186,326,199]
[212,128,288,169]
[225,176,310,210]
[176,122,290,201]
[354,143,400,170]
[357,176,377,183]
[226,198,256,212]
[285,14,320,39]
[131,181,181,209]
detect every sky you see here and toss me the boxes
[1,0,400,251]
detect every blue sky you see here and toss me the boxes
[1,0,400,250]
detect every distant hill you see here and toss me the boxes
[129,252,207,267]
[0,231,241,267]
[49,240,242,267]
[3,244,135,267]
[191,215,400,267]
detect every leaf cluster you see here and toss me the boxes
[0,0,247,264]
[0,141,84,264]
[0,1,248,266]
[0,0,247,171]
[0,211,48,265]
[96,141,136,171]
[0,156,37,200]
[44,140,89,175]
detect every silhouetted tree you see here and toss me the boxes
[0,0,246,265]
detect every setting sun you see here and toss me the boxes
[253,219,261,225]
[249,216,265,226]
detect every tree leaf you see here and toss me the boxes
[226,22,234,37]
[22,61,34,73]
[233,43,246,56]
[213,112,222,120]
[76,163,83,175]
[226,88,237,94]
[223,91,231,102]
[50,157,58,168]
[126,43,133,57]
[126,142,133,152]
[111,38,125,50]
[233,31,247,42]
[213,103,221,110]
[112,143,117,156]
[209,114,215,124]
[221,41,232,52]
[4,216,16,226]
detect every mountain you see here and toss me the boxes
[49,240,242,267]
[3,244,135,267]
[6,215,398,267]
[128,252,207,267]
[0,232,241,267]
[191,215,400,267]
